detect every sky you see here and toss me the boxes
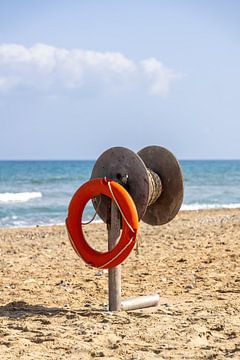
[0,0,239,160]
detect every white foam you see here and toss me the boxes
[181,203,240,211]
[0,192,42,203]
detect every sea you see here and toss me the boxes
[0,160,240,228]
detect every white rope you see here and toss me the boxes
[99,236,135,269]
[134,230,143,256]
[106,178,135,233]
[97,178,137,269]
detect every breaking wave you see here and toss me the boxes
[181,203,240,211]
[0,192,42,203]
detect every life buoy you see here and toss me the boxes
[66,178,138,269]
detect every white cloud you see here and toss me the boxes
[0,43,181,96]
[141,57,181,97]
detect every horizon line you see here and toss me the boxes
[0,158,240,162]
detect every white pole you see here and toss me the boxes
[121,294,160,311]
[108,201,121,311]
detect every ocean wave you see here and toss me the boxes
[0,192,42,203]
[181,203,240,211]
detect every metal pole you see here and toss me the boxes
[121,294,160,311]
[108,201,121,311]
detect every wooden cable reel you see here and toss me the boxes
[67,145,184,311]
[91,145,184,226]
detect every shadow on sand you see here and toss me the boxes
[0,301,109,319]
[0,301,67,318]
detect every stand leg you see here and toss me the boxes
[108,201,121,311]
[121,294,160,311]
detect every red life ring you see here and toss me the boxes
[66,178,138,269]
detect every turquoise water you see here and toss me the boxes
[0,160,239,227]
[183,160,240,209]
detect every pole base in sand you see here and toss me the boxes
[121,294,160,311]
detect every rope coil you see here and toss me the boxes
[146,169,162,206]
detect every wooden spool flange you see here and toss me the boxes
[138,145,184,225]
[91,146,183,225]
[91,147,149,222]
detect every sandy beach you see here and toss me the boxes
[0,208,239,359]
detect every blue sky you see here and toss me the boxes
[0,0,239,159]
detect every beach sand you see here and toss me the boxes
[0,209,239,359]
